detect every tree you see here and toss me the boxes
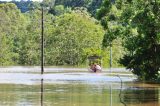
[55,0,92,8]
[119,0,160,82]
[97,0,123,45]
[97,0,160,81]
[49,5,72,16]
[0,3,27,65]
[12,1,33,13]
[96,0,124,67]
[45,11,104,65]
[17,9,43,65]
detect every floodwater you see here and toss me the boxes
[0,67,159,106]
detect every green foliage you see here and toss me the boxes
[49,5,72,16]
[119,0,160,82]
[54,0,104,17]
[97,0,160,82]
[0,1,34,13]
[96,0,125,68]
[17,9,42,65]
[0,34,13,65]
[0,3,27,65]
[55,0,92,8]
[28,1,41,10]
[13,1,33,12]
[0,1,124,69]
[101,38,125,68]
[41,0,55,8]
[87,0,103,17]
[97,0,123,46]
[45,11,104,65]
[0,2,105,67]
[96,0,112,20]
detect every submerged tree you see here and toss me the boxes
[97,0,160,82]
[119,0,160,82]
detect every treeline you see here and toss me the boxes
[0,2,106,66]
[0,0,103,16]
[0,0,124,67]
[1,0,160,82]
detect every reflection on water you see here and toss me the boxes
[123,87,159,106]
[41,79,44,106]
[0,84,41,106]
[0,71,159,106]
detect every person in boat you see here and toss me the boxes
[89,63,96,72]
[95,63,102,72]
[89,63,102,72]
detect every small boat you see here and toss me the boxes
[88,64,102,73]
[87,55,102,73]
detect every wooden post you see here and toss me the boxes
[41,6,44,75]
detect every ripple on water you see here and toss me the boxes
[0,72,135,86]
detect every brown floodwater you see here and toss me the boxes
[0,69,159,106]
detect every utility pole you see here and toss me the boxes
[41,0,55,75]
[41,4,44,106]
[41,6,44,74]
[110,43,112,73]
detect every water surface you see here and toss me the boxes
[0,68,159,106]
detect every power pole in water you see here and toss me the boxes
[110,43,112,73]
[41,5,44,106]
[41,6,44,75]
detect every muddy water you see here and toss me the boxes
[0,71,159,106]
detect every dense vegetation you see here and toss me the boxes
[119,0,160,82]
[0,2,106,66]
[97,0,160,82]
[0,0,160,82]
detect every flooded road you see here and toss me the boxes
[0,67,159,106]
